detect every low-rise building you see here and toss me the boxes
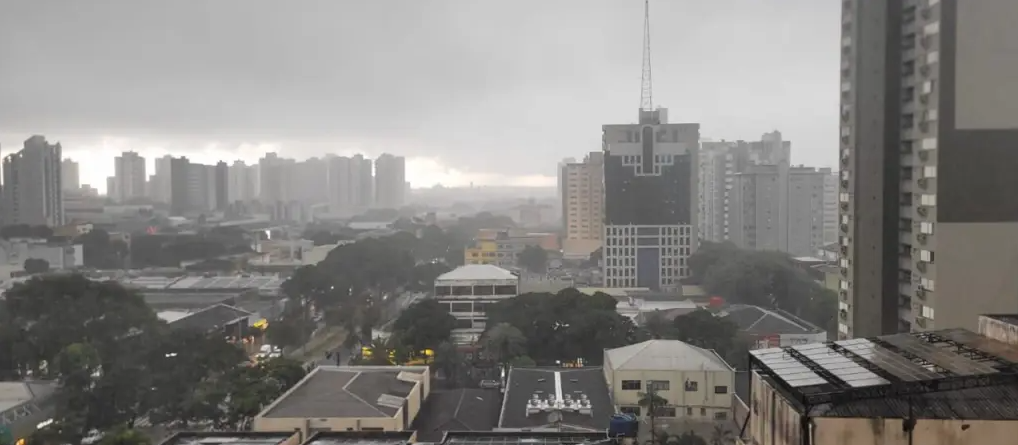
[745,328,1018,445]
[253,366,429,436]
[498,367,613,432]
[720,304,828,348]
[463,230,557,268]
[0,381,58,445]
[157,432,302,445]
[411,389,502,442]
[434,265,518,344]
[0,238,83,276]
[604,340,735,425]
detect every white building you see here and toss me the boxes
[433,264,519,344]
[0,135,64,227]
[61,159,80,191]
[0,239,84,278]
[228,160,257,203]
[374,153,406,209]
[113,151,147,203]
[561,152,604,259]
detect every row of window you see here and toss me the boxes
[620,379,729,394]
[619,405,728,420]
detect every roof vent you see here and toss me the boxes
[524,393,593,417]
[376,393,405,409]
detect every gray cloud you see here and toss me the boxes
[0,0,840,177]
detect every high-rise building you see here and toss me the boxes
[213,161,229,211]
[840,0,1018,337]
[168,156,192,215]
[354,154,373,209]
[0,136,64,227]
[151,155,173,203]
[325,154,373,216]
[557,157,577,226]
[113,151,146,203]
[602,109,700,290]
[61,159,80,191]
[292,157,329,204]
[227,160,257,204]
[374,153,406,209]
[562,152,604,242]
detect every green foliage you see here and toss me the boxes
[408,261,452,292]
[23,258,50,274]
[96,426,150,445]
[517,245,549,273]
[485,288,639,365]
[690,241,837,335]
[393,300,457,353]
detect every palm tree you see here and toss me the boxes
[638,388,669,444]
[480,323,527,372]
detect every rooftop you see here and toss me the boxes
[437,265,517,282]
[440,431,610,445]
[605,340,731,372]
[169,275,286,290]
[412,389,502,442]
[498,367,612,431]
[158,432,298,445]
[168,303,254,332]
[984,314,1018,325]
[303,431,414,445]
[721,304,825,336]
[258,366,426,419]
[750,328,1018,419]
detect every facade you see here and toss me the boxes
[213,161,229,211]
[562,152,604,244]
[557,157,577,225]
[602,108,699,290]
[375,153,406,209]
[463,230,554,269]
[840,0,1018,338]
[151,155,173,204]
[113,151,146,203]
[604,340,734,422]
[168,156,191,215]
[227,160,257,204]
[433,264,518,344]
[326,154,374,217]
[0,136,64,227]
[253,366,429,436]
[60,159,79,191]
[746,329,1018,445]
[0,239,84,272]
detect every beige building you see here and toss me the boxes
[561,152,604,258]
[744,328,1018,445]
[603,340,735,423]
[253,365,429,436]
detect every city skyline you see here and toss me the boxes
[0,0,841,193]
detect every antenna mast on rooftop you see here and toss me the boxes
[639,0,654,111]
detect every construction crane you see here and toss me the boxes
[639,0,654,112]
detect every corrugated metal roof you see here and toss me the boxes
[605,339,731,371]
[436,265,517,281]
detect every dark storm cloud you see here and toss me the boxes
[0,0,840,175]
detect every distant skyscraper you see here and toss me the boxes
[325,154,374,216]
[562,152,604,243]
[602,109,699,290]
[61,159,80,191]
[374,153,406,209]
[113,151,146,203]
[227,160,256,203]
[0,135,64,227]
[213,161,229,211]
[151,155,173,203]
[354,154,373,209]
[168,156,192,215]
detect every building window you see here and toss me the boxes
[714,385,728,394]
[700,407,707,416]
[684,381,698,392]
[714,411,728,420]
[654,407,677,417]
[620,406,641,417]
[647,380,670,391]
[621,380,642,390]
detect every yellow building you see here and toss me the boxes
[603,340,735,422]
[464,240,498,265]
[746,329,1018,445]
[253,365,429,436]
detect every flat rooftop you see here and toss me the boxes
[413,389,502,442]
[498,367,612,431]
[168,303,253,332]
[303,431,414,445]
[169,276,285,290]
[984,314,1018,325]
[722,304,824,336]
[750,328,1018,419]
[159,432,297,445]
[441,431,609,445]
[259,366,425,419]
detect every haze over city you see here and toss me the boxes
[0,0,840,192]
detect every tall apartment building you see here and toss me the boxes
[840,0,1018,337]
[326,154,374,216]
[168,156,191,215]
[562,152,604,242]
[291,157,328,204]
[150,155,173,204]
[374,153,406,209]
[227,160,257,203]
[61,159,80,191]
[113,151,146,203]
[353,154,374,210]
[0,136,64,227]
[602,109,699,290]
[557,157,577,225]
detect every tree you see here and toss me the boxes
[672,310,741,360]
[392,300,457,354]
[518,245,549,273]
[408,261,452,292]
[639,386,669,445]
[23,258,50,274]
[643,311,674,339]
[433,341,461,385]
[96,427,150,445]
[480,323,527,372]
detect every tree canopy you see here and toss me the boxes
[23,258,50,274]
[392,299,457,354]
[517,245,549,273]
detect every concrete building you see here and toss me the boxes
[0,380,59,445]
[604,340,735,423]
[720,304,828,349]
[561,152,604,259]
[157,432,302,445]
[602,108,699,290]
[497,367,612,432]
[433,264,518,344]
[463,230,556,269]
[168,156,191,215]
[374,153,406,209]
[213,161,229,211]
[745,328,1018,445]
[150,155,173,204]
[113,151,146,203]
[253,366,429,436]
[0,239,84,277]
[61,159,79,191]
[227,160,257,204]
[839,0,1018,338]
[0,136,64,227]
[326,154,373,217]
[557,157,576,225]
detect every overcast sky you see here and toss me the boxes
[0,0,839,191]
